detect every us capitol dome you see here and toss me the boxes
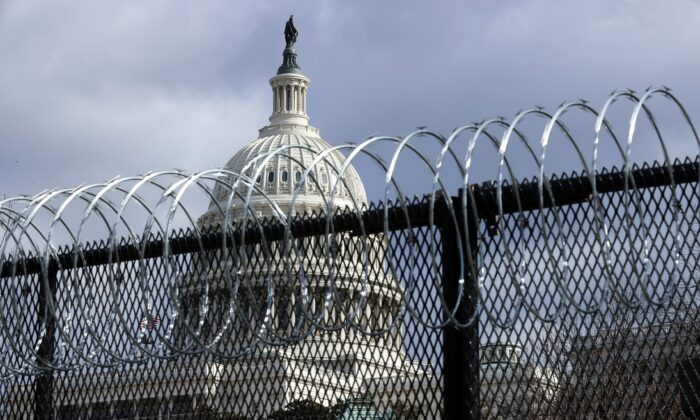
[198,28,365,226]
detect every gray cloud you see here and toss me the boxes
[0,0,698,199]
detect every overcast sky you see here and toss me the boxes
[1,0,699,199]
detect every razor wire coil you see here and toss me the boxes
[0,86,698,375]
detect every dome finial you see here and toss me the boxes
[278,16,301,75]
[284,15,298,48]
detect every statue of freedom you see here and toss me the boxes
[284,15,298,48]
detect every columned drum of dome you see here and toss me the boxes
[268,74,310,126]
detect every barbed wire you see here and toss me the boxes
[0,86,698,374]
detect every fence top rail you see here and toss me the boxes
[0,157,696,278]
[472,156,698,219]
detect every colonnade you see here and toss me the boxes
[272,82,307,114]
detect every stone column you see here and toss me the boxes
[281,85,287,113]
[297,86,302,113]
[293,85,298,113]
[302,87,306,113]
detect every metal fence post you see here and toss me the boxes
[441,189,479,419]
[35,263,57,420]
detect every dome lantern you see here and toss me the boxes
[267,15,310,128]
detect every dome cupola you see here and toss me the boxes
[267,15,310,128]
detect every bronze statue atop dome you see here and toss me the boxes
[277,15,301,74]
[284,15,298,48]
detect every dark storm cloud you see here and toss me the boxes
[0,0,699,197]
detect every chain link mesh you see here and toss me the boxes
[0,157,697,419]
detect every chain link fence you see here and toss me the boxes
[1,87,700,418]
[0,157,697,419]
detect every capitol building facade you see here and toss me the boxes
[169,20,436,417]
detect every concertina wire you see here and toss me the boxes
[0,87,698,375]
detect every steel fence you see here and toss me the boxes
[1,87,700,419]
[0,157,697,419]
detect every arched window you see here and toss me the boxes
[315,236,325,257]
[295,170,302,183]
[267,170,275,183]
[281,169,289,183]
[320,172,328,186]
[255,174,261,184]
